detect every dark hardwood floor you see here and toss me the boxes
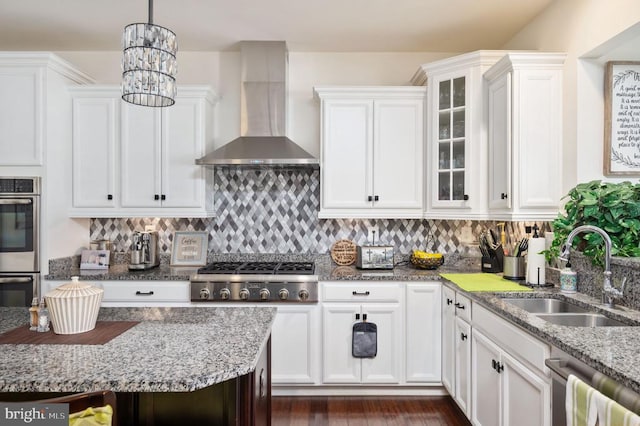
[272,396,471,425]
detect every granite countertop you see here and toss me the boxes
[442,281,640,394]
[0,306,276,393]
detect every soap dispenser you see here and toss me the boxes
[560,262,577,293]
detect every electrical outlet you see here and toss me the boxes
[368,226,379,244]
[144,225,156,232]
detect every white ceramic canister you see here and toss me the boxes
[44,276,104,334]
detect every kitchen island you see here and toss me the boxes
[0,306,276,425]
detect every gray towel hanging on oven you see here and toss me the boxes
[352,320,377,358]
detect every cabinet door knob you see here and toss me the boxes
[356,313,360,320]
[455,302,465,310]
[460,332,468,341]
[363,313,368,321]
[446,298,453,305]
[501,193,508,200]
[492,359,498,371]
[154,194,160,201]
[367,195,373,202]
[161,194,166,201]
[463,194,469,201]
[107,194,113,200]
[374,195,379,201]
[496,362,504,373]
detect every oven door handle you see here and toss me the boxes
[0,199,33,205]
[0,277,33,283]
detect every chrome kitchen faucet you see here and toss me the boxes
[559,225,627,308]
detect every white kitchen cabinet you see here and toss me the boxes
[314,87,425,219]
[70,88,118,210]
[485,52,566,221]
[441,286,472,417]
[0,53,93,166]
[270,304,320,385]
[471,304,551,426]
[322,282,403,384]
[413,51,503,219]
[405,282,441,383]
[68,86,217,218]
[42,280,191,307]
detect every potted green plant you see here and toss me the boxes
[546,180,640,266]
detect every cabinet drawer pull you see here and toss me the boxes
[460,332,468,341]
[352,291,371,296]
[135,291,155,296]
[454,302,465,310]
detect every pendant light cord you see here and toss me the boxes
[148,0,153,25]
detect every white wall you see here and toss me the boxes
[57,51,454,157]
[502,0,640,190]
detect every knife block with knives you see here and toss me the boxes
[479,230,504,273]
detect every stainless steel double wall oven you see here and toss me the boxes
[0,177,40,306]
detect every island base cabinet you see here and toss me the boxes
[135,339,270,426]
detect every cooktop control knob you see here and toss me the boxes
[219,288,231,300]
[298,289,309,301]
[199,288,210,300]
[278,288,289,300]
[259,288,270,301]
[239,288,250,300]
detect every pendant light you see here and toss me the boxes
[121,0,177,107]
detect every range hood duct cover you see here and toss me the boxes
[196,41,318,166]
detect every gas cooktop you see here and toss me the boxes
[197,261,315,275]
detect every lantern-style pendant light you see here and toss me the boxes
[122,0,177,107]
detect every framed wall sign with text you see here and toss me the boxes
[170,231,209,266]
[604,61,640,176]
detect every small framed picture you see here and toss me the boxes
[80,249,110,270]
[170,231,209,266]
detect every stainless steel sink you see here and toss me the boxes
[504,298,589,314]
[536,313,628,327]
[503,297,632,327]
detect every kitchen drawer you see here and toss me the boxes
[473,304,550,376]
[322,282,402,302]
[102,281,190,303]
[455,292,472,323]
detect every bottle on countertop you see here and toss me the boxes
[36,299,50,333]
[29,297,39,331]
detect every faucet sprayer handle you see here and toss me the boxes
[619,277,628,294]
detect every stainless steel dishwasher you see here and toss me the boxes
[546,346,640,426]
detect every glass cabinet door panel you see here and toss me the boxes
[452,171,465,200]
[439,81,451,110]
[438,172,451,201]
[439,112,451,140]
[439,143,451,170]
[452,109,465,138]
[453,77,465,107]
[452,141,465,169]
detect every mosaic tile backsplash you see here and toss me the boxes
[90,167,548,257]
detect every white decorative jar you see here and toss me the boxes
[44,276,104,334]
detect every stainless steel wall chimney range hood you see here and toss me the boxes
[196,41,318,167]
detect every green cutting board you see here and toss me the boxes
[440,273,532,292]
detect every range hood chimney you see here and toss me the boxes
[196,41,318,166]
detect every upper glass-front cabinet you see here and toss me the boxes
[437,77,467,202]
